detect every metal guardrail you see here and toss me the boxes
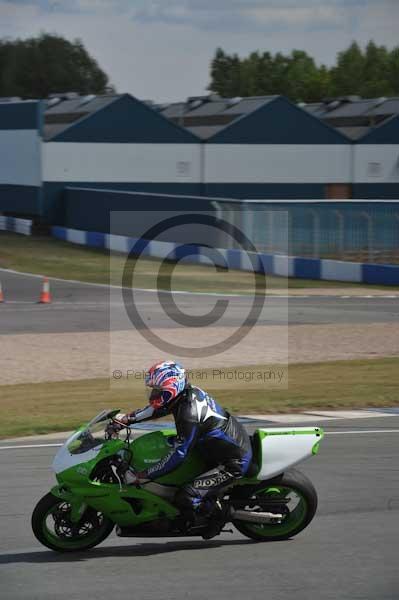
[0,216,32,236]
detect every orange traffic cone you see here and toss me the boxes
[39,277,52,304]
[0,281,4,303]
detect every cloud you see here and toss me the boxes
[0,1,380,22]
[1,1,392,36]
[2,0,129,16]
[0,0,397,102]
[129,0,375,33]
[0,2,40,30]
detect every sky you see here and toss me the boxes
[0,0,398,102]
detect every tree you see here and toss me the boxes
[208,41,399,102]
[327,41,365,97]
[224,54,242,97]
[269,52,291,97]
[0,33,112,98]
[361,41,392,97]
[388,47,399,96]
[284,51,329,102]
[209,48,232,97]
[241,51,274,96]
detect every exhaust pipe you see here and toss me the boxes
[230,508,283,524]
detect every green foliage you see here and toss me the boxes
[209,40,399,101]
[0,33,112,98]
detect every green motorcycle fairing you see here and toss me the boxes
[52,430,211,527]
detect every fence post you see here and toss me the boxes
[309,209,320,258]
[267,210,274,254]
[361,211,373,263]
[395,214,399,264]
[333,210,344,259]
[241,205,256,251]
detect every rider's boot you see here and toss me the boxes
[201,499,229,540]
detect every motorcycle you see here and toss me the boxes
[32,409,324,552]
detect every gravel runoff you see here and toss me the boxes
[1,322,398,385]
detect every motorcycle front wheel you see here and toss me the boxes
[31,493,114,553]
[232,468,318,541]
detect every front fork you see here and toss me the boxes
[51,485,88,524]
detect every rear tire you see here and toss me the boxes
[232,468,318,541]
[32,493,114,553]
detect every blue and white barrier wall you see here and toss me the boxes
[0,216,32,235]
[51,226,399,286]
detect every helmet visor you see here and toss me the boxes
[146,386,165,408]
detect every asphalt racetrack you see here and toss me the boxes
[0,416,398,600]
[0,269,398,334]
[0,269,398,598]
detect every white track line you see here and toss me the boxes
[325,429,399,435]
[0,443,62,450]
[1,268,398,300]
[0,429,398,450]
[1,301,109,306]
[0,301,37,304]
[0,268,254,299]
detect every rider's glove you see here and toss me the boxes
[105,414,129,437]
[115,413,138,426]
[114,413,129,426]
[106,413,136,438]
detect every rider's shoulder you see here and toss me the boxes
[185,384,207,402]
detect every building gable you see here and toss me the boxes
[359,113,399,144]
[51,94,198,144]
[208,96,349,145]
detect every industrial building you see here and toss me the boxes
[0,93,398,226]
[160,93,399,200]
[0,100,42,216]
[303,96,399,199]
[1,93,201,223]
[164,95,351,200]
[303,96,399,139]
[42,93,201,223]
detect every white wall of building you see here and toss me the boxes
[41,141,399,189]
[204,144,352,184]
[353,145,399,183]
[0,129,42,186]
[43,142,202,183]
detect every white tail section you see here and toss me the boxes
[256,427,323,480]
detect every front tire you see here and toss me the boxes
[32,493,114,553]
[232,468,318,541]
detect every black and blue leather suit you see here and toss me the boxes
[130,384,252,509]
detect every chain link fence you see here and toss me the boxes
[213,201,399,264]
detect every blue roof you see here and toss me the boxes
[302,96,399,136]
[50,94,199,143]
[207,96,349,144]
[323,99,378,119]
[359,113,399,144]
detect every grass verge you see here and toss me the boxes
[0,232,391,293]
[1,358,398,438]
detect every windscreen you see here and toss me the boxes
[68,418,106,454]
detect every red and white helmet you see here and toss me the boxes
[145,361,186,409]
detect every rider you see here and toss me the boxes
[113,360,253,534]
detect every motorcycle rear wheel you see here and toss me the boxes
[31,493,114,553]
[232,468,318,541]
